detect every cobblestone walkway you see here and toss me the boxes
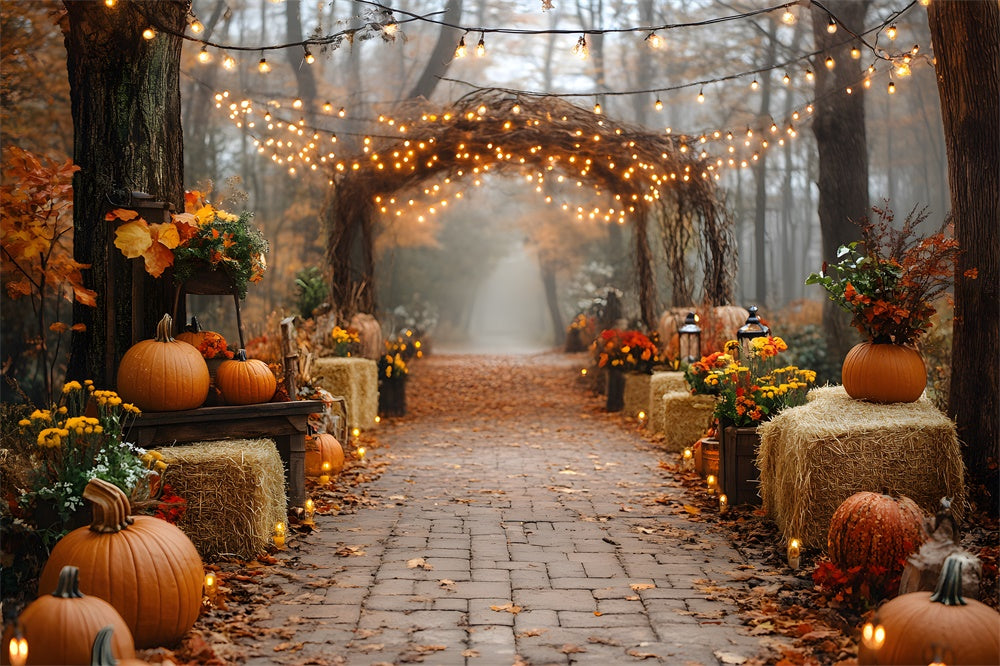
[247,353,767,665]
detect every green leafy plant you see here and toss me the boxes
[294,266,328,318]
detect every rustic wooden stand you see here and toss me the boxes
[130,400,324,507]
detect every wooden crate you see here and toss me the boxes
[719,425,762,505]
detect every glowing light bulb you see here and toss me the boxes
[782,72,790,84]
[323,101,333,113]
[886,24,897,40]
[292,97,303,109]
[781,8,795,24]
[887,80,896,94]
[805,69,814,81]
[851,46,861,59]
[475,35,486,57]
[654,98,663,111]
[104,0,115,6]
[338,107,346,117]
[454,36,467,58]
[258,57,270,73]
[696,89,705,103]
[190,19,204,33]
[197,46,211,64]
[572,34,589,60]
[750,79,759,90]
[827,19,837,33]
[825,56,835,69]
[222,54,235,70]
[512,104,521,114]
[646,32,664,49]
[593,102,602,114]
[383,22,398,36]
[304,49,315,64]
[142,27,156,40]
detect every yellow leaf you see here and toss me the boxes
[71,323,87,332]
[490,602,522,614]
[629,583,656,592]
[114,219,152,258]
[683,504,702,514]
[150,222,180,250]
[142,241,175,278]
[73,284,97,307]
[49,321,69,333]
[105,208,139,222]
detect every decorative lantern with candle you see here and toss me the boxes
[8,633,27,666]
[787,538,801,570]
[203,572,217,602]
[678,312,702,364]
[861,618,885,651]
[736,305,770,357]
[706,474,717,492]
[356,446,366,462]
[273,521,286,549]
[682,447,694,470]
[718,493,729,515]
[319,461,332,485]
[303,498,316,526]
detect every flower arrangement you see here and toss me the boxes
[378,352,408,381]
[593,329,660,374]
[687,337,816,426]
[108,189,268,299]
[805,205,968,345]
[330,325,361,357]
[15,381,148,535]
[196,331,234,360]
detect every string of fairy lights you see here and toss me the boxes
[149,0,932,225]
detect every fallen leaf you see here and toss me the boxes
[630,583,656,592]
[593,611,603,616]
[407,557,433,570]
[334,545,366,557]
[714,651,748,664]
[683,504,702,514]
[490,602,522,614]
[560,644,587,654]
[516,628,547,637]
[462,649,480,657]
[356,643,384,653]
[626,649,660,659]
[625,595,640,601]
[273,641,304,652]
[413,645,447,653]
[588,636,621,646]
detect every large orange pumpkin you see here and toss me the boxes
[304,433,345,477]
[215,349,276,405]
[841,341,926,403]
[858,555,1000,665]
[828,491,925,575]
[3,565,135,666]
[116,314,209,412]
[39,479,204,650]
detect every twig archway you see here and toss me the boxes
[325,89,735,330]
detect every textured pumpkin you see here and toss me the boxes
[3,566,135,666]
[828,491,925,575]
[305,433,345,477]
[841,341,926,403]
[91,626,150,666]
[858,555,1000,665]
[173,315,209,349]
[215,349,276,405]
[39,479,204,650]
[116,314,209,412]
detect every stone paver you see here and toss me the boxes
[243,354,767,665]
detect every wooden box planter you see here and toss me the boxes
[719,424,762,505]
[378,378,407,417]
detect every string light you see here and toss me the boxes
[323,101,333,113]
[646,31,664,49]
[572,34,589,60]
[338,107,346,117]
[782,72,790,84]
[454,35,467,58]
[886,24,897,40]
[197,46,211,64]
[825,56,835,69]
[781,8,795,24]
[304,48,315,64]
[104,0,115,6]
[142,27,156,40]
[887,79,895,94]
[696,89,705,103]
[190,19,204,33]
[654,98,663,111]
[593,102,602,114]
[292,98,303,109]
[258,57,271,73]
[750,79,759,90]
[805,69,814,81]
[476,33,486,57]
[383,21,398,37]
[222,54,236,70]
[827,18,837,33]
[851,46,861,59]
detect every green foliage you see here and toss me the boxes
[779,323,838,387]
[294,266,328,318]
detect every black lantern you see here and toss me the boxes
[736,305,770,356]
[678,311,702,364]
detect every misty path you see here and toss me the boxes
[245,353,767,665]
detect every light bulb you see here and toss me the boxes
[696,89,705,103]
[292,97,303,109]
[750,79,759,90]
[512,104,521,114]
[475,35,486,57]
[851,46,861,59]
[190,19,204,33]
[825,56,835,69]
[646,32,664,49]
[383,22,398,36]
[323,101,333,113]
[338,107,346,117]
[781,8,795,24]
[197,46,211,63]
[572,34,589,60]
[593,102,602,114]
[805,69,814,81]
[827,19,837,33]
[886,24,897,40]
[258,57,270,73]
[654,98,663,111]
[222,54,235,70]
[454,36,467,58]
[782,72,790,84]
[887,80,896,94]
[142,27,156,40]
[304,49,315,64]
[104,0,115,6]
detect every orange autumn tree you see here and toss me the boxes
[1,146,96,403]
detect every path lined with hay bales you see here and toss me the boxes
[241,353,770,665]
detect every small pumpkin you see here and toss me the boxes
[116,313,209,411]
[174,315,208,349]
[858,555,1000,665]
[828,491,925,575]
[3,565,135,666]
[39,479,204,650]
[841,341,926,403]
[215,349,276,405]
[305,433,345,477]
[91,626,149,666]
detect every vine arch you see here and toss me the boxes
[325,89,736,331]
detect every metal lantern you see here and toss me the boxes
[736,305,770,356]
[678,311,702,364]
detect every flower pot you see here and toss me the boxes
[697,437,719,478]
[379,378,407,417]
[842,341,926,403]
[606,367,625,412]
[719,425,761,505]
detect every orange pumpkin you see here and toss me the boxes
[215,349,276,405]
[305,433,345,477]
[116,314,209,411]
[828,491,925,575]
[39,479,204,650]
[3,565,135,666]
[841,341,926,403]
[858,555,1000,665]
[174,315,208,349]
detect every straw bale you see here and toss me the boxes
[660,391,716,452]
[312,357,378,430]
[758,386,964,550]
[623,373,651,419]
[159,439,286,561]
[649,371,689,433]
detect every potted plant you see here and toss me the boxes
[108,189,268,300]
[593,329,660,412]
[806,205,966,403]
[378,336,410,417]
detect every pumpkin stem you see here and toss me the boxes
[52,565,85,599]
[83,478,135,534]
[186,315,203,334]
[234,348,248,362]
[929,554,968,606]
[154,313,175,343]
[91,626,118,666]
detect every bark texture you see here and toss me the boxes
[810,0,869,375]
[64,0,189,386]
[927,0,1000,514]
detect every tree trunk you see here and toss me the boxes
[64,0,189,387]
[927,0,1000,515]
[751,24,777,306]
[406,0,463,100]
[810,0,869,376]
[539,260,563,346]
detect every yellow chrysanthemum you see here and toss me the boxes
[62,380,83,393]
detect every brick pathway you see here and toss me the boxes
[246,353,767,665]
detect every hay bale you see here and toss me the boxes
[659,391,716,451]
[623,373,651,419]
[311,356,378,430]
[649,371,689,433]
[159,439,286,561]
[758,386,965,550]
